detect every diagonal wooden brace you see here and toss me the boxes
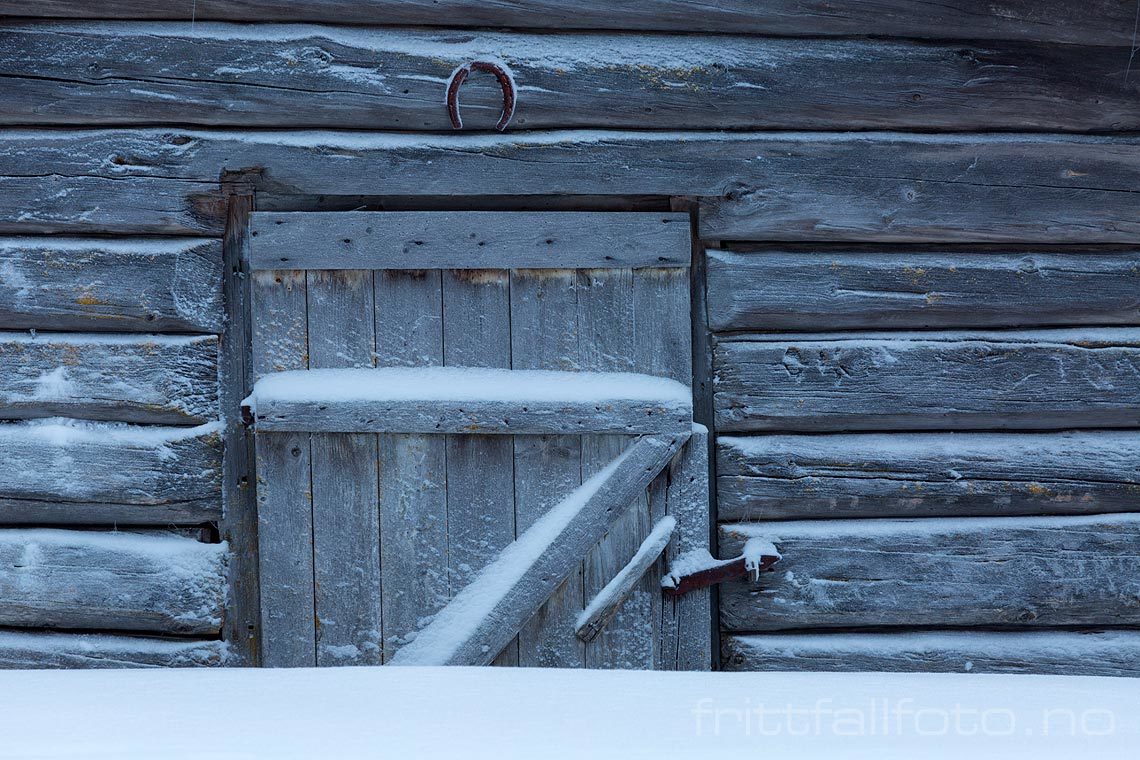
[389,431,689,666]
[575,515,677,643]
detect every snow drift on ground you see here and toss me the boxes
[0,666,1135,759]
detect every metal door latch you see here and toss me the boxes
[661,538,780,597]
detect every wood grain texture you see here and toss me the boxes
[0,631,228,669]
[374,270,449,663]
[722,630,1140,677]
[717,431,1140,521]
[0,422,222,525]
[577,516,674,643]
[714,329,1140,433]
[251,212,689,270]
[6,24,1139,131]
[389,433,687,666]
[251,269,315,667]
[305,269,382,667]
[510,268,585,668]
[218,191,259,665]
[0,529,227,634]
[0,333,218,425]
[662,426,713,671]
[442,268,518,666]
[0,237,222,332]
[719,514,1140,631]
[7,130,1140,243]
[707,248,1140,332]
[7,1,1132,45]
[579,267,651,669]
[252,395,692,435]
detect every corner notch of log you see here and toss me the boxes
[661,538,780,597]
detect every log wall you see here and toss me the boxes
[3,2,1137,674]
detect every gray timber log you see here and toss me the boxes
[707,248,1140,332]
[714,329,1140,433]
[251,212,689,270]
[6,1,1130,45]
[374,270,449,663]
[441,268,518,667]
[662,425,713,671]
[0,333,218,425]
[5,24,1138,132]
[251,269,316,667]
[0,422,222,525]
[721,631,1140,678]
[717,432,1140,521]
[719,515,1140,631]
[510,268,585,668]
[7,130,1140,244]
[389,432,688,666]
[0,631,227,669]
[305,269,382,667]
[0,530,227,634]
[0,237,222,333]
[251,396,692,435]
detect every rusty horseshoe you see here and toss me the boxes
[446,61,516,131]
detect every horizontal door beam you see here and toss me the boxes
[245,368,693,435]
[250,212,690,270]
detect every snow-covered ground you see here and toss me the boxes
[0,666,1135,759]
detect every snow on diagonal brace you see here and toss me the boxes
[389,431,690,667]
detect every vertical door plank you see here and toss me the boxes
[634,267,698,669]
[443,269,518,666]
[663,425,713,670]
[306,270,382,666]
[578,267,656,669]
[374,270,448,663]
[251,270,315,667]
[510,269,585,667]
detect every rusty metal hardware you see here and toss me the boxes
[446,60,517,131]
[662,542,780,597]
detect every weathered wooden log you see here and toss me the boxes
[389,432,687,666]
[4,24,1137,132]
[717,431,1140,521]
[714,329,1140,432]
[0,529,227,634]
[0,333,218,425]
[0,421,222,525]
[707,248,1140,332]
[722,630,1140,678]
[246,368,693,435]
[5,1,1130,45]
[0,237,222,333]
[251,212,689,270]
[5,130,1140,243]
[719,514,1140,631]
[0,631,227,669]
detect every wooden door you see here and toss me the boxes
[246,210,711,669]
